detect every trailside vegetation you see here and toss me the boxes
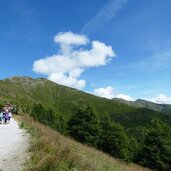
[18,115,150,171]
[29,104,171,170]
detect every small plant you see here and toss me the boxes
[19,121,27,129]
[19,121,37,137]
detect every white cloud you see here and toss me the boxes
[150,93,171,104]
[93,86,133,101]
[48,72,86,90]
[33,32,115,89]
[94,86,115,99]
[82,0,128,34]
[54,31,89,46]
[116,94,133,101]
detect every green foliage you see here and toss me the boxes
[162,105,171,116]
[99,114,137,162]
[30,103,68,134]
[12,105,19,114]
[68,106,101,148]
[101,120,130,160]
[136,118,171,170]
[1,77,171,170]
[127,137,139,162]
[0,103,3,110]
[20,121,37,137]
[30,103,46,121]
[112,108,171,128]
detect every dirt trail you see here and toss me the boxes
[0,118,29,171]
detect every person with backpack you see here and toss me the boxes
[0,110,3,124]
[4,110,9,124]
[8,111,12,123]
[3,110,5,123]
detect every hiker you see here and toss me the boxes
[3,110,5,123]
[8,111,12,123]
[4,111,9,124]
[0,110,3,124]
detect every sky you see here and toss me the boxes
[0,0,171,104]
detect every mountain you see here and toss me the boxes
[113,98,171,116]
[1,76,171,170]
[0,76,171,128]
[0,76,134,115]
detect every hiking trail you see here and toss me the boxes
[0,118,29,171]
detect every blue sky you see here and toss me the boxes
[0,0,171,103]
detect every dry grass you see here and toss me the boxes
[16,115,151,171]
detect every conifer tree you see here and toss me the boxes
[68,106,101,147]
[137,118,171,170]
[101,119,130,160]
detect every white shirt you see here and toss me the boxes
[9,112,12,117]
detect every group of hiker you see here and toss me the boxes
[0,110,12,124]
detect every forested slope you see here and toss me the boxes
[0,76,171,170]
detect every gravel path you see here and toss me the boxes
[0,118,29,171]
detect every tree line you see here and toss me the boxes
[28,103,171,170]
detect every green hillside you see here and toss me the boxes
[1,76,171,170]
[1,77,170,127]
[0,77,137,120]
[0,76,171,129]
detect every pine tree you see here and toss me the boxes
[137,118,171,170]
[101,119,130,160]
[68,106,101,147]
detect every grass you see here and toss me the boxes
[16,114,151,171]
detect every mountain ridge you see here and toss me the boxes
[0,76,171,128]
[113,98,171,116]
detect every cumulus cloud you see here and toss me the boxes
[116,94,133,101]
[150,94,171,104]
[33,32,115,89]
[48,72,86,90]
[94,86,115,99]
[93,86,133,100]
[54,31,89,46]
